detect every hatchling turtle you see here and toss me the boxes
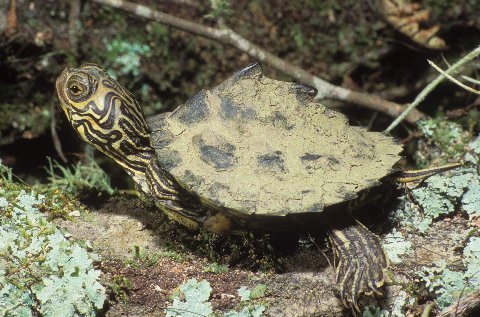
[55,63,456,310]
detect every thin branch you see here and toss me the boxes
[50,99,67,163]
[91,0,425,124]
[461,75,480,86]
[438,289,480,317]
[68,0,82,55]
[6,0,17,34]
[385,45,480,133]
[428,59,480,94]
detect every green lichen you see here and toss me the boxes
[166,278,213,317]
[462,182,480,217]
[391,198,434,233]
[362,305,388,317]
[391,167,480,232]
[465,136,480,164]
[225,284,266,317]
[166,279,266,317]
[418,236,480,309]
[237,284,267,301]
[1,159,83,220]
[206,0,232,19]
[468,136,480,153]
[104,39,151,77]
[411,169,474,218]
[0,191,106,316]
[416,118,471,166]
[383,230,412,264]
[463,236,480,286]
[390,290,415,317]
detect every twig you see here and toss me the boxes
[385,45,480,133]
[68,0,82,54]
[461,75,480,86]
[446,96,480,119]
[91,0,424,124]
[6,0,17,34]
[50,99,67,163]
[438,289,480,317]
[428,59,480,95]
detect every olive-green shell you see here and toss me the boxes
[147,64,402,216]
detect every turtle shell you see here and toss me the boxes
[147,64,402,216]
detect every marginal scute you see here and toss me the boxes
[148,65,403,216]
[230,63,263,82]
[215,63,263,93]
[307,203,325,213]
[290,82,317,104]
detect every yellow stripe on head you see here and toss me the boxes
[56,64,154,187]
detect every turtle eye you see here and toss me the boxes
[68,84,82,95]
[65,75,93,102]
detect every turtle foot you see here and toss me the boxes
[328,221,388,311]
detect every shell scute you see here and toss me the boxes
[171,90,211,124]
[192,131,236,170]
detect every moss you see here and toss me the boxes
[203,262,229,274]
[46,157,114,195]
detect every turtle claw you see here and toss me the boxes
[329,221,388,311]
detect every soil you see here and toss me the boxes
[52,192,475,317]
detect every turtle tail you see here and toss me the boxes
[327,220,388,311]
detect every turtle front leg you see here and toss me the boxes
[327,219,388,311]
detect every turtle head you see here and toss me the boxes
[56,63,154,190]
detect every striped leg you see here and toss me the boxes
[327,220,388,311]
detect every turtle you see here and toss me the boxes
[55,63,458,310]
